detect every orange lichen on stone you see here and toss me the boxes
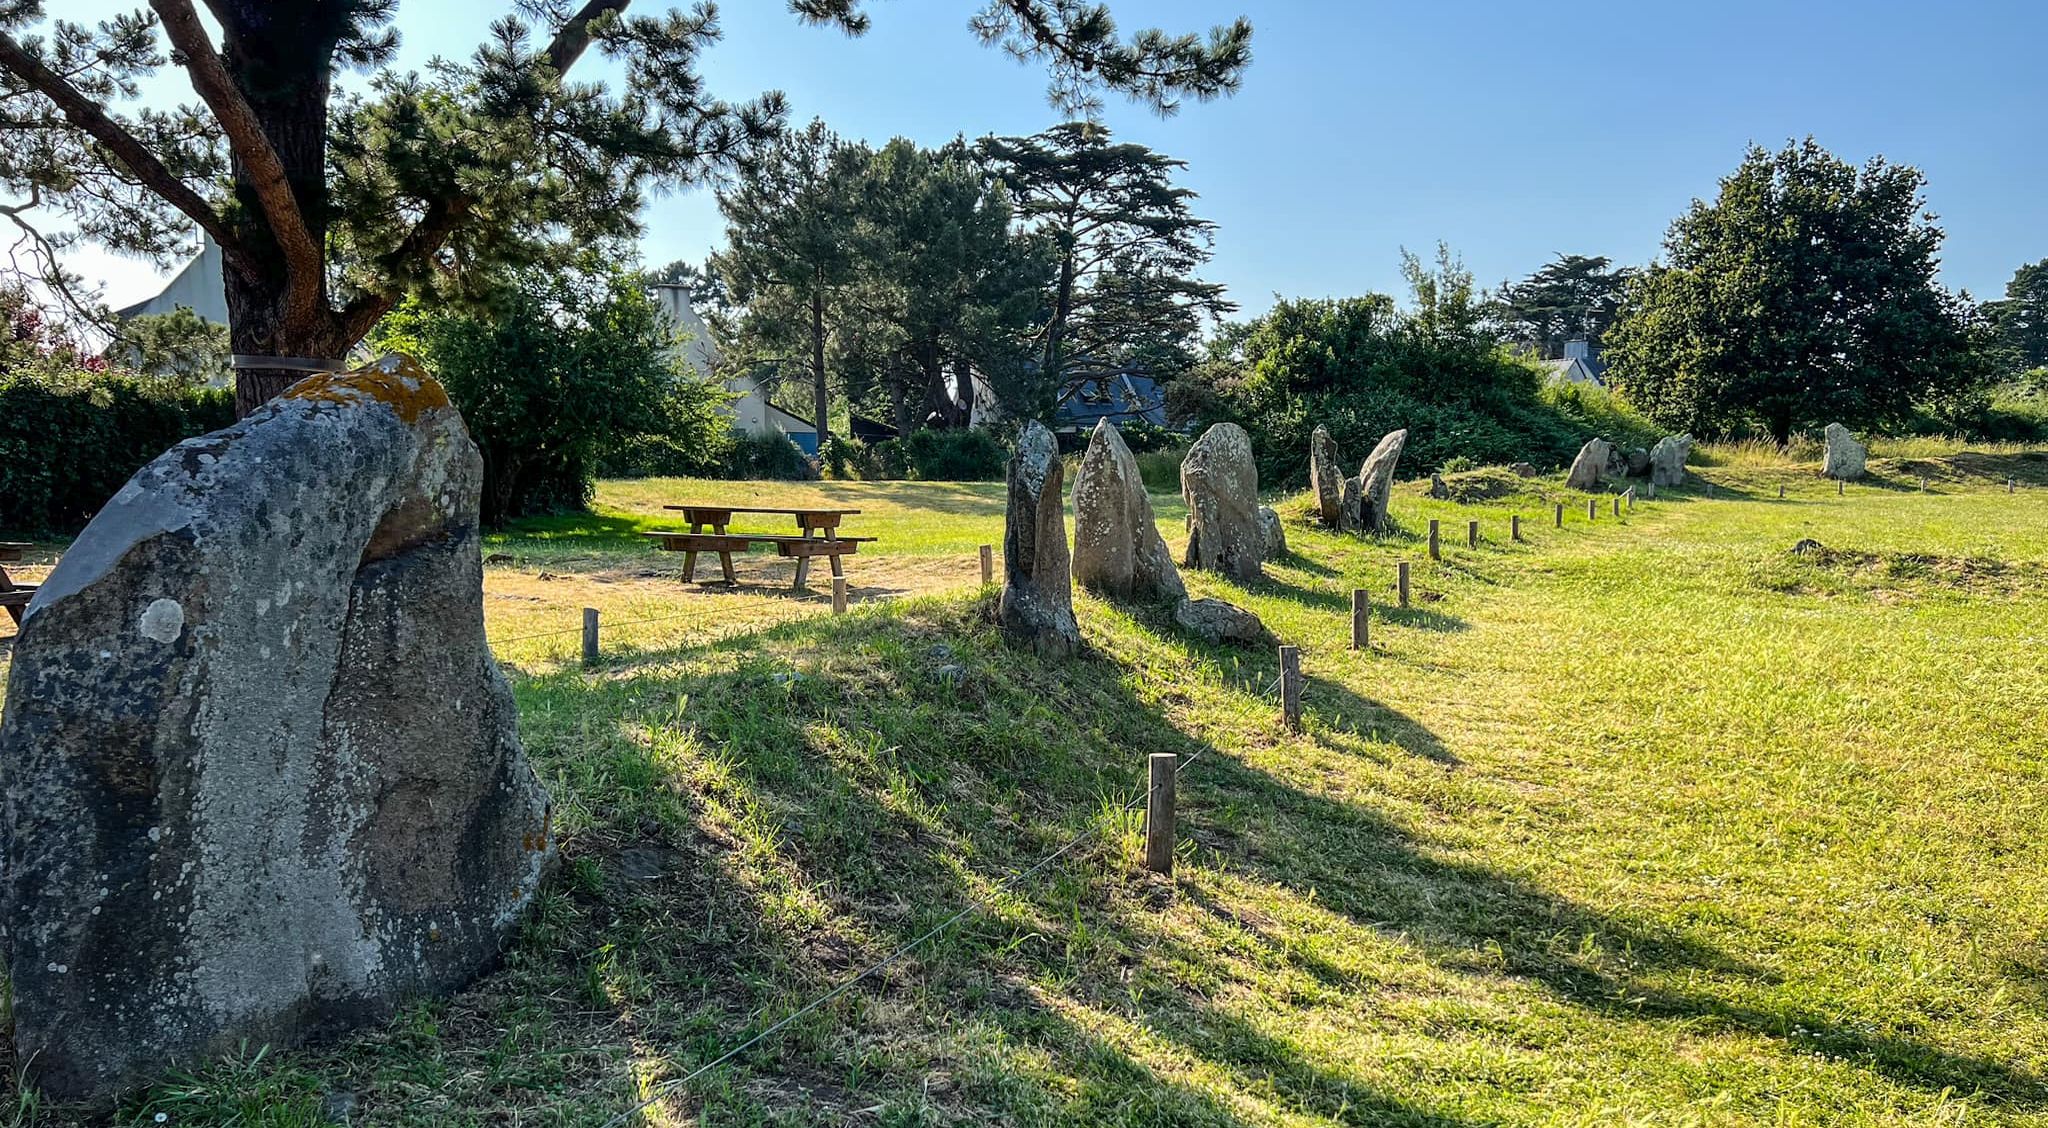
[282,354,451,425]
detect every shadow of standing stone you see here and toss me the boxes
[999,419,1081,656]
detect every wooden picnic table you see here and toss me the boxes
[0,542,37,626]
[648,505,870,591]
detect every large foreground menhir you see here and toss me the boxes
[0,356,554,1100]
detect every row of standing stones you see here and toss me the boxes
[0,371,1880,1102]
[1565,424,1869,492]
[998,419,1279,658]
[0,357,556,1101]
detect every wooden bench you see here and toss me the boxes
[641,531,876,589]
[0,541,33,626]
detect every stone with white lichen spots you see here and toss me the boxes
[1181,422,1264,581]
[998,419,1081,657]
[1071,419,1185,602]
[0,355,553,1101]
[1822,423,1867,481]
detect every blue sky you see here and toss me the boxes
[67,0,2048,317]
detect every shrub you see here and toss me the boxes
[1136,445,1186,493]
[721,430,814,480]
[902,428,1006,480]
[0,369,233,535]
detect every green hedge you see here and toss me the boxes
[0,371,234,535]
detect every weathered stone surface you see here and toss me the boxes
[999,420,1081,655]
[1428,473,1449,499]
[1822,423,1866,481]
[1172,596,1274,647]
[1355,428,1408,534]
[1071,419,1185,602]
[1626,447,1652,476]
[1649,433,1692,486]
[1258,505,1287,558]
[1508,461,1539,477]
[1181,423,1263,581]
[1565,438,1612,490]
[1308,426,1347,529]
[0,356,553,1101]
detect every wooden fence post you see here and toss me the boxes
[1612,496,1621,517]
[1588,499,1598,520]
[1778,484,1786,499]
[979,544,993,585]
[1837,479,1845,496]
[1397,561,1411,608]
[1511,514,1522,542]
[1351,589,1369,650]
[581,607,599,668]
[1428,519,1440,561]
[1467,519,1479,548]
[2010,478,2017,494]
[832,576,848,615]
[1554,502,1564,528]
[1145,753,1176,876]
[1279,645,1303,733]
[1626,488,1635,511]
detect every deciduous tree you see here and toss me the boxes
[1604,139,1976,444]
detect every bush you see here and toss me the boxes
[0,369,233,535]
[1173,288,1664,487]
[1136,446,1186,493]
[902,428,1006,480]
[721,430,814,480]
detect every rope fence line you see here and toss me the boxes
[599,744,1213,1128]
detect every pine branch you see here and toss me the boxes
[545,0,634,74]
[149,0,323,323]
[0,28,249,273]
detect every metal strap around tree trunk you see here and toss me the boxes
[229,355,349,372]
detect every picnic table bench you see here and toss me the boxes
[0,542,38,625]
[645,505,872,591]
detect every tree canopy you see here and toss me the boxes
[1491,253,1633,359]
[0,0,1251,414]
[1983,259,2048,375]
[1604,138,1976,444]
[981,121,1230,420]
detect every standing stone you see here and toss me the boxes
[1071,419,1185,602]
[1428,473,1449,499]
[999,420,1081,655]
[1649,433,1692,487]
[1181,422,1263,582]
[1822,423,1867,481]
[1258,505,1287,558]
[1308,426,1347,529]
[0,356,553,1101]
[1355,428,1408,534]
[1565,438,1612,490]
[1508,461,1539,477]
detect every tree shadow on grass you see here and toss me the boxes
[132,598,2045,1122]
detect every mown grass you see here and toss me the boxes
[8,449,2048,1125]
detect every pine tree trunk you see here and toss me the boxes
[217,3,346,417]
[810,278,830,442]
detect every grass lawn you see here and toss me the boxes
[9,448,2048,1125]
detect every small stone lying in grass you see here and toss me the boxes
[1173,596,1275,647]
[933,664,969,688]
